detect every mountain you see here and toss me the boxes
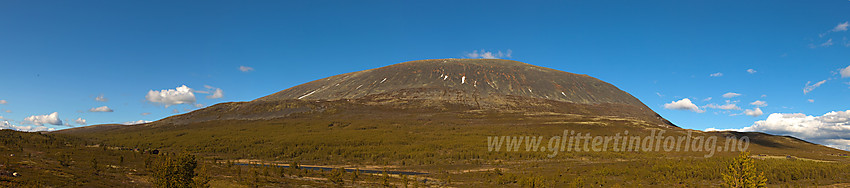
[54,59,850,187]
[260,59,644,106]
[256,59,673,125]
[61,59,672,129]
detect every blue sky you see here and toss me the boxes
[1,1,849,148]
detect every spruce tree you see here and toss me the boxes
[722,152,767,188]
[151,153,198,188]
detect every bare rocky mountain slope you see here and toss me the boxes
[140,59,674,127]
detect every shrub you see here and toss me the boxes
[328,167,345,186]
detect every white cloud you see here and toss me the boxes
[141,112,151,116]
[722,92,742,98]
[0,100,6,105]
[808,99,815,103]
[95,94,108,102]
[818,22,850,40]
[194,103,204,108]
[664,98,704,113]
[196,85,223,99]
[709,72,723,77]
[747,69,757,74]
[1,120,54,132]
[840,65,850,78]
[803,80,827,94]
[703,97,712,101]
[172,109,179,113]
[89,106,114,112]
[750,100,768,107]
[833,22,849,32]
[743,108,764,117]
[464,49,512,59]
[122,120,151,125]
[204,85,224,99]
[22,112,63,126]
[704,103,741,110]
[736,111,850,150]
[239,66,254,72]
[74,118,86,125]
[146,85,197,107]
[705,127,740,132]
[821,39,833,47]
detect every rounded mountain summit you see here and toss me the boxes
[256,59,674,127]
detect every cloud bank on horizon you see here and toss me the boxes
[662,21,850,150]
[669,63,850,150]
[123,120,152,125]
[1,120,54,132]
[707,110,850,151]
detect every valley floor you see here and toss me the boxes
[22,110,850,187]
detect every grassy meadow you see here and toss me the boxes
[34,108,850,187]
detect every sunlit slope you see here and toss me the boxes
[56,58,848,163]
